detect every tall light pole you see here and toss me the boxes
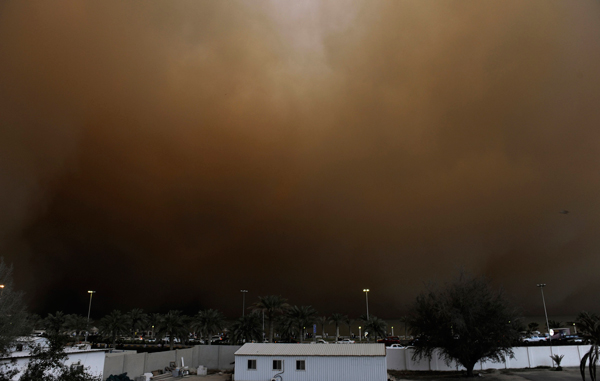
[537,283,554,361]
[85,291,96,344]
[0,285,4,298]
[241,290,248,317]
[363,289,370,320]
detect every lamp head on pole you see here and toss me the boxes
[88,290,96,294]
[536,284,546,288]
[363,289,369,293]
[0,285,4,289]
[241,290,248,293]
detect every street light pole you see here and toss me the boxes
[537,283,554,361]
[363,289,370,320]
[85,291,96,344]
[241,290,248,317]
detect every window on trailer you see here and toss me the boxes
[273,360,282,370]
[248,359,257,370]
[296,360,305,370]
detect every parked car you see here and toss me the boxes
[336,338,355,344]
[312,339,328,344]
[388,344,406,349]
[558,335,584,343]
[522,335,547,343]
[377,336,402,346]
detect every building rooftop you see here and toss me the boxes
[235,343,386,357]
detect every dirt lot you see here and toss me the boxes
[389,367,582,381]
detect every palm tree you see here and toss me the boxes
[577,311,600,380]
[156,310,188,351]
[344,316,354,339]
[191,309,225,345]
[251,295,289,342]
[364,316,387,341]
[329,313,346,341]
[275,314,296,342]
[230,312,263,345]
[64,314,88,338]
[287,306,317,343]
[126,308,148,337]
[44,311,67,336]
[146,313,162,339]
[317,316,328,338]
[99,310,128,348]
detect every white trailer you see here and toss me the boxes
[234,343,386,381]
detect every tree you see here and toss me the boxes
[43,312,67,336]
[344,316,354,339]
[126,309,148,337]
[317,316,328,338]
[230,313,263,345]
[156,311,188,350]
[527,322,540,333]
[98,310,127,348]
[576,311,600,380]
[363,316,387,342]
[548,320,563,329]
[0,258,31,355]
[64,314,88,338]
[287,306,317,343]
[251,295,289,342]
[15,333,100,381]
[191,309,224,346]
[329,313,345,341]
[407,272,520,377]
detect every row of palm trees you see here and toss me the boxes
[33,295,389,350]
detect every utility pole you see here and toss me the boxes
[241,290,248,317]
[85,291,96,344]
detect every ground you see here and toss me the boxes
[388,367,582,381]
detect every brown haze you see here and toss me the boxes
[1,0,600,318]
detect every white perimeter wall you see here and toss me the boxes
[387,345,591,371]
[104,345,241,380]
[234,355,387,381]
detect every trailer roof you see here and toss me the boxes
[235,343,386,357]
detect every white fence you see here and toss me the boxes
[386,345,590,371]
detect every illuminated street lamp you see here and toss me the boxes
[85,291,96,344]
[363,289,370,320]
[359,326,362,342]
[241,290,248,317]
[391,326,394,336]
[0,284,4,297]
[537,284,554,360]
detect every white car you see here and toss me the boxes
[336,339,355,344]
[388,344,406,348]
[522,335,547,343]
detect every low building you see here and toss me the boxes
[0,337,107,380]
[234,343,386,381]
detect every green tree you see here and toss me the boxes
[548,320,563,329]
[408,272,520,377]
[126,308,148,337]
[576,311,600,380]
[251,295,289,342]
[317,316,328,338]
[329,313,346,341]
[363,315,387,341]
[344,316,354,339]
[527,322,540,333]
[191,309,224,346]
[156,311,188,350]
[44,312,67,336]
[98,310,127,348]
[287,306,317,343]
[0,258,31,356]
[64,314,88,338]
[230,313,263,345]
